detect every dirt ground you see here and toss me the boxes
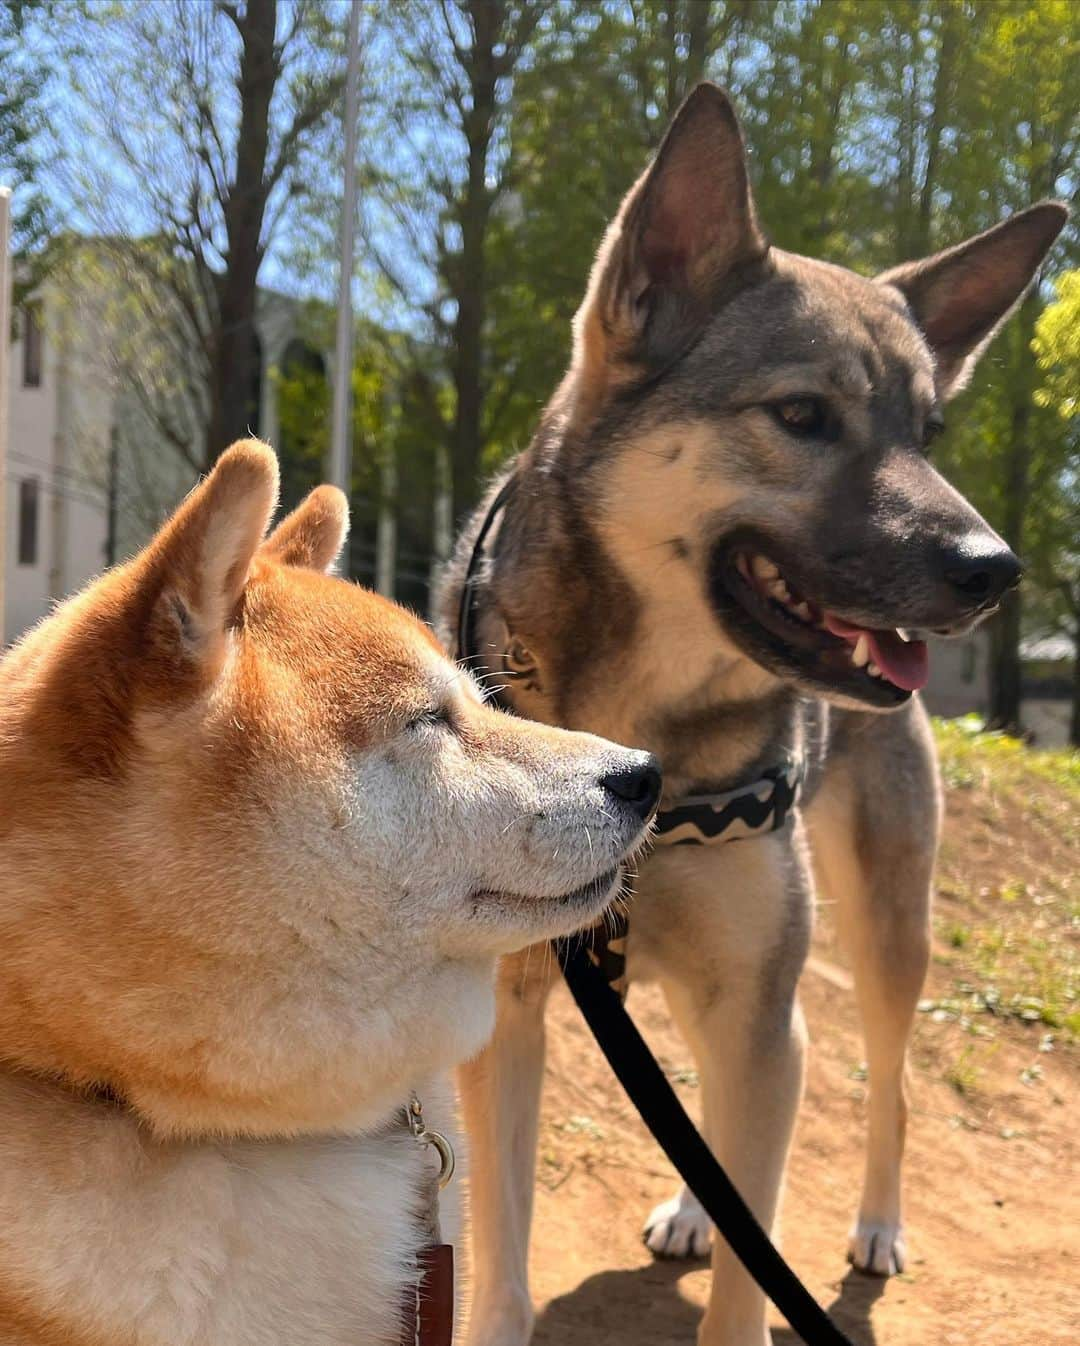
[463,735,1079,1346]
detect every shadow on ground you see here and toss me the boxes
[774,1266,887,1346]
[532,1260,701,1346]
[532,1258,886,1346]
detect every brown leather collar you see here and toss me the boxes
[400,1243,454,1346]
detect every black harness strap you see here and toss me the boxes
[456,475,518,686]
[456,474,856,1346]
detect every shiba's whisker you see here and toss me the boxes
[450,663,507,700]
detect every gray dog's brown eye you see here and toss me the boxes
[772,397,827,437]
[923,412,946,452]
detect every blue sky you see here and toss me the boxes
[25,1,439,336]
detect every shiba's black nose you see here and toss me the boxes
[943,544,1022,608]
[602,754,663,823]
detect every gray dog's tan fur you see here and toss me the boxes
[439,85,1066,1346]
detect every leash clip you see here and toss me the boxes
[407,1093,456,1189]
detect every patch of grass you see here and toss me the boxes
[926,922,1077,1038]
[944,922,971,949]
[933,715,1080,800]
[930,717,1079,1044]
[943,1044,983,1095]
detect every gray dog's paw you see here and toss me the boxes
[847,1217,907,1276]
[643,1189,712,1259]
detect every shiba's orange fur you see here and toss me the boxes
[0,441,653,1345]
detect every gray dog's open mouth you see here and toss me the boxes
[710,546,929,706]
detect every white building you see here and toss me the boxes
[4,296,112,643]
[3,273,328,648]
[922,628,990,719]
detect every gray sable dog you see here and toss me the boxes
[438,84,1067,1346]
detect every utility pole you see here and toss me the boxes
[375,382,396,597]
[329,0,361,505]
[429,442,453,599]
[375,442,397,598]
[0,188,12,645]
[106,424,119,567]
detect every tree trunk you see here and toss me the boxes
[806,30,851,250]
[206,0,277,465]
[1071,637,1080,748]
[449,0,501,523]
[986,297,1039,734]
[915,6,957,256]
[662,3,678,119]
[676,0,716,110]
[894,39,915,258]
[988,591,1024,734]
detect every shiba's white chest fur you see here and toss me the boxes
[0,1074,460,1346]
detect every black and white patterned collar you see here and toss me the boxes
[653,759,803,847]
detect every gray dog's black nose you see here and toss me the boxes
[943,546,1022,607]
[602,754,663,823]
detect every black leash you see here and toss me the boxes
[456,474,856,1346]
[554,938,855,1346]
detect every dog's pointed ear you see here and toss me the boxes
[878,201,1068,397]
[260,485,350,573]
[140,439,278,677]
[570,83,768,426]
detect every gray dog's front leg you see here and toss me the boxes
[461,946,555,1346]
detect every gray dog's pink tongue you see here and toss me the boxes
[822,614,930,692]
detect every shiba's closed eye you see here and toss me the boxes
[408,705,455,732]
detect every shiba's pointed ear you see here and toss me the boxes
[260,485,349,573]
[142,439,278,675]
[570,83,767,426]
[878,201,1068,397]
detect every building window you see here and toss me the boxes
[17,478,39,566]
[22,304,42,388]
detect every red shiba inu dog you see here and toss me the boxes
[0,440,660,1346]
